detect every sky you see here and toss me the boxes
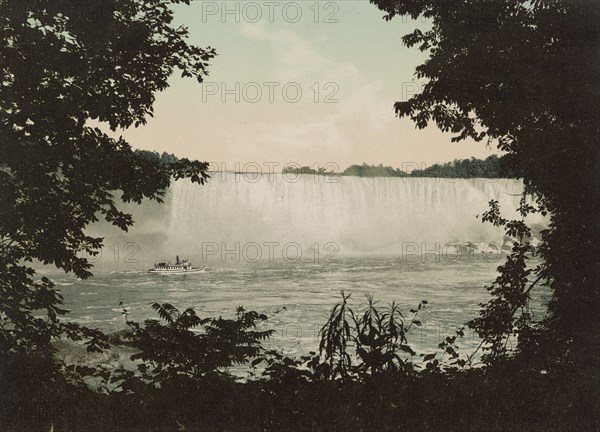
[118,0,499,171]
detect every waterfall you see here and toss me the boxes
[87,174,543,267]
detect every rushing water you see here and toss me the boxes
[44,175,548,366]
[47,255,549,367]
[82,174,544,267]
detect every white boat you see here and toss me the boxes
[148,256,205,274]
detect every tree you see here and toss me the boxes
[120,303,273,385]
[371,0,599,367]
[409,155,504,178]
[0,0,215,359]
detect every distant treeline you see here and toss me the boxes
[135,152,518,179]
[283,155,521,178]
[134,150,179,165]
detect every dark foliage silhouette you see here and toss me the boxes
[371,0,600,368]
[1,0,214,362]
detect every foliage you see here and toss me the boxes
[119,303,274,385]
[264,293,428,382]
[258,349,318,384]
[430,329,467,372]
[4,349,598,431]
[468,197,547,365]
[410,155,516,178]
[342,163,407,177]
[318,292,354,379]
[1,295,598,431]
[352,296,420,375]
[134,150,181,167]
[284,156,514,178]
[282,165,336,176]
[371,0,600,367]
[0,0,214,363]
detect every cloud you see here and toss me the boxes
[238,23,395,152]
[239,22,267,39]
[255,119,346,151]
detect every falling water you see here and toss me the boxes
[86,174,542,269]
[56,174,549,360]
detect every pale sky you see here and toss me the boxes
[117,0,499,171]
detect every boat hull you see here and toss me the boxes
[148,267,206,274]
